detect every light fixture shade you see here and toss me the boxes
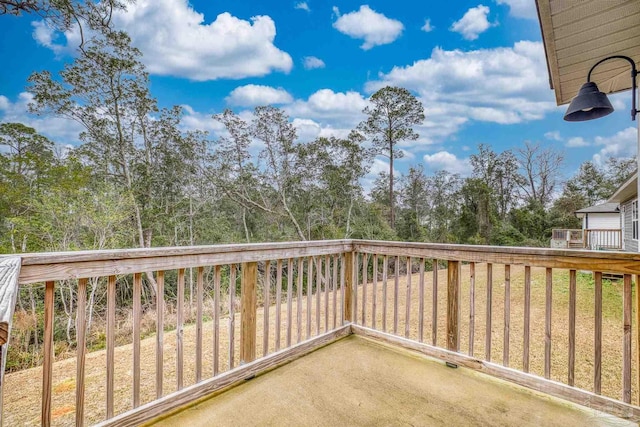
[563,82,614,121]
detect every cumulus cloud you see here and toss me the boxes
[226,85,293,107]
[33,0,293,81]
[544,131,562,141]
[566,137,589,148]
[332,5,404,50]
[287,89,368,127]
[496,0,538,19]
[423,151,471,175]
[294,2,310,12]
[450,5,492,40]
[592,127,638,165]
[366,41,555,126]
[421,19,434,32]
[303,56,326,70]
[0,92,84,144]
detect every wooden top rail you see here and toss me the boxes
[6,238,640,285]
[0,257,20,345]
[353,240,640,275]
[9,240,352,285]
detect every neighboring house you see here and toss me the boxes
[608,172,638,252]
[575,203,621,249]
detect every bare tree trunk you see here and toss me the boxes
[389,142,395,229]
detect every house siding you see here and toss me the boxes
[622,199,637,252]
[584,213,620,230]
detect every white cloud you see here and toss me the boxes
[592,127,637,165]
[450,5,492,41]
[34,0,293,81]
[332,5,404,50]
[366,41,555,126]
[180,105,225,134]
[421,19,434,33]
[496,0,538,19]
[423,151,471,175]
[565,137,589,148]
[292,118,351,142]
[544,131,562,141]
[0,92,84,144]
[294,2,310,12]
[303,56,326,70]
[225,85,293,107]
[287,89,368,127]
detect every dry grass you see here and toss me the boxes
[3,262,636,426]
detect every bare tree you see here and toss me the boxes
[516,141,564,207]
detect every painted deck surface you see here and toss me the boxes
[150,336,634,427]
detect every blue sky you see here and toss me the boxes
[0,0,636,185]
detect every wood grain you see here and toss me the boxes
[275,260,282,351]
[263,261,270,357]
[469,262,475,356]
[418,258,425,343]
[594,271,602,394]
[325,255,330,332]
[307,257,313,338]
[362,253,368,326]
[106,276,116,417]
[545,268,552,380]
[446,261,460,352]
[297,258,304,343]
[523,266,531,373]
[623,274,632,403]
[41,281,54,427]
[394,256,399,335]
[568,269,576,387]
[286,259,293,348]
[177,269,185,390]
[343,252,353,323]
[382,256,388,333]
[332,255,338,330]
[486,263,492,362]
[133,273,142,408]
[241,262,257,364]
[432,259,438,346]
[156,271,165,397]
[196,267,203,382]
[229,265,236,370]
[405,257,412,338]
[213,266,221,376]
[503,265,510,367]
[76,278,87,427]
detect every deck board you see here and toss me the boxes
[150,336,633,427]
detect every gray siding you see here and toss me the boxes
[622,199,638,252]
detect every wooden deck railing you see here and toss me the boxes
[585,229,623,250]
[2,240,640,424]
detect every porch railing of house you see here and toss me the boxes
[585,229,623,250]
[1,240,640,425]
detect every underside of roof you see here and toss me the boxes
[536,0,640,105]
[609,172,638,204]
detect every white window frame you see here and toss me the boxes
[633,200,638,240]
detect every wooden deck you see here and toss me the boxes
[149,335,633,427]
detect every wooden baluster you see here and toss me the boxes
[213,265,221,376]
[394,256,400,335]
[316,256,321,333]
[372,255,378,329]
[332,255,338,329]
[544,268,552,380]
[286,258,293,347]
[263,261,270,357]
[469,263,475,356]
[106,276,116,416]
[307,257,313,337]
[76,278,87,426]
[362,253,368,325]
[433,259,438,346]
[275,260,282,350]
[523,266,531,373]
[594,271,602,394]
[344,252,353,323]
[133,273,141,407]
[382,256,388,333]
[156,271,164,397]
[418,258,425,342]
[42,281,55,427]
[196,267,204,382]
[623,274,632,403]
[486,263,492,362]
[568,269,576,386]
[177,269,185,389]
[229,265,236,369]
[353,254,358,327]
[340,254,346,325]
[405,257,412,338]
[297,258,303,342]
[503,265,510,367]
[325,255,330,332]
[447,261,461,352]
[240,262,257,364]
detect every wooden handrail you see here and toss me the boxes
[0,257,20,426]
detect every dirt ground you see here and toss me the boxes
[3,262,636,425]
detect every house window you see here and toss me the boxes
[633,200,638,240]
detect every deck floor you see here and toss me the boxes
[151,336,634,427]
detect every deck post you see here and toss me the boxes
[447,260,461,352]
[344,252,354,323]
[240,262,258,364]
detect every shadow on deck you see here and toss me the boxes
[149,335,630,427]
